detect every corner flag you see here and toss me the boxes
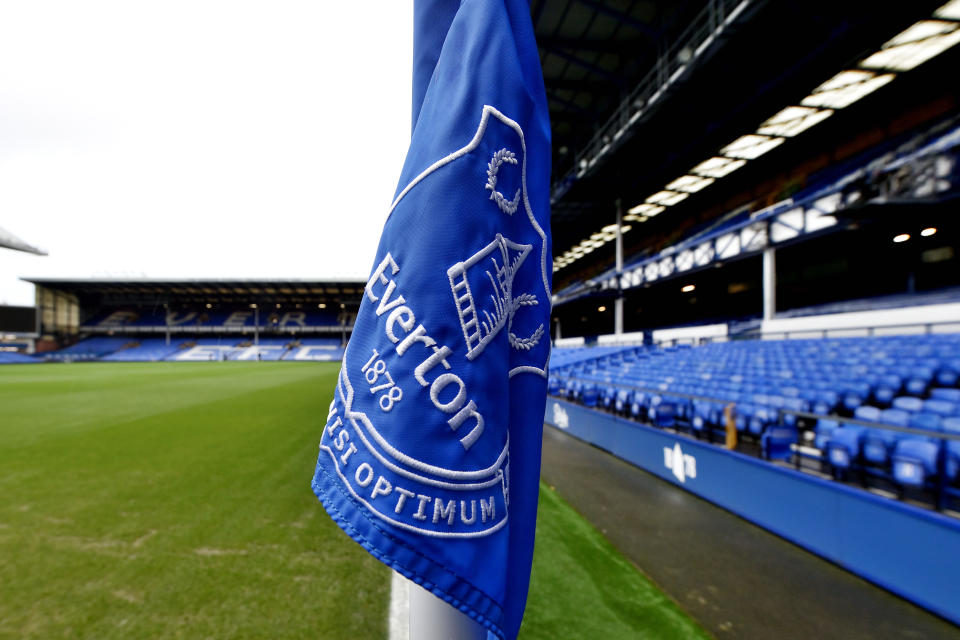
[310,0,551,637]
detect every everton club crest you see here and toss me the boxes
[315,106,550,538]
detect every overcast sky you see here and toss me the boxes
[0,1,413,306]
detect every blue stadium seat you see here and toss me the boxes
[600,385,616,409]
[904,368,933,396]
[647,396,676,428]
[814,418,839,450]
[547,377,561,395]
[630,390,647,418]
[924,399,957,418]
[812,390,839,415]
[761,425,798,461]
[854,406,894,466]
[582,385,599,408]
[943,418,960,481]
[826,426,866,473]
[930,388,960,403]
[842,391,863,412]
[909,412,942,434]
[892,396,924,413]
[614,389,630,413]
[935,364,959,387]
[892,439,939,488]
[854,405,882,422]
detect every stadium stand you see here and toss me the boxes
[82,307,342,330]
[0,351,39,364]
[549,331,960,509]
[46,334,350,363]
[16,278,360,363]
[99,338,186,362]
[282,338,345,362]
[37,334,349,363]
[44,336,132,361]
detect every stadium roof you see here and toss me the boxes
[535,0,958,280]
[20,277,367,304]
[0,225,46,255]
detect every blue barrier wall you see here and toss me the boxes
[545,398,960,625]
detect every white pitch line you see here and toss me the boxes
[388,570,409,640]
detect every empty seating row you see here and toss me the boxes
[548,333,960,496]
[45,336,347,362]
[0,351,40,364]
[84,308,341,329]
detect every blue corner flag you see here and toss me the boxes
[310,1,551,637]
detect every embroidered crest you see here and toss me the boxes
[315,106,549,539]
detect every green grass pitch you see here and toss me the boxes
[0,362,706,639]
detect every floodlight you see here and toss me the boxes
[646,190,690,206]
[627,203,666,216]
[690,156,747,178]
[757,106,834,137]
[893,233,911,243]
[801,70,896,108]
[720,134,785,160]
[666,175,715,193]
[860,20,960,71]
[921,227,938,236]
[936,0,960,19]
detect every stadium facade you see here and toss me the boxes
[15,278,364,363]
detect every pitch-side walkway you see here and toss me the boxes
[540,425,960,640]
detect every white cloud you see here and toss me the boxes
[0,0,413,305]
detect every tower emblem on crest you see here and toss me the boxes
[446,147,545,361]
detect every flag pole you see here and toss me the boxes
[407,576,487,639]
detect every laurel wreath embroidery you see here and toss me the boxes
[485,148,521,215]
[509,323,544,351]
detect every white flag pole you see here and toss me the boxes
[406,575,487,639]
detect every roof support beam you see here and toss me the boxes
[544,75,621,93]
[546,92,600,120]
[539,36,638,55]
[544,47,624,87]
[574,0,661,41]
